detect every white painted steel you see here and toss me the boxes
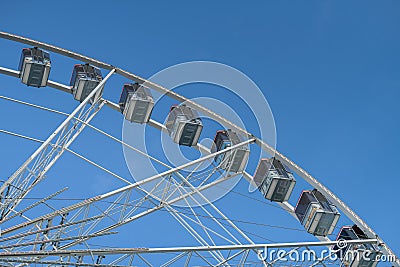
[0,31,397,266]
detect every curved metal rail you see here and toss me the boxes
[0,31,398,266]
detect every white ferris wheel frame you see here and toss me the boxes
[0,31,397,267]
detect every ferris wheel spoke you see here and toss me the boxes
[164,206,227,263]
[0,100,104,221]
[159,251,189,267]
[53,175,240,252]
[0,144,246,254]
[0,70,115,221]
[171,181,238,246]
[0,31,398,266]
[155,145,260,250]
[165,176,269,267]
[170,178,241,245]
[0,91,214,182]
[133,139,269,267]
[0,239,380,266]
[213,249,246,267]
[164,201,243,265]
[0,215,106,244]
[2,187,68,224]
[0,42,392,263]
[0,232,117,251]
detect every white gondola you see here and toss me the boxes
[334,225,381,267]
[19,47,51,87]
[119,83,154,123]
[253,157,296,202]
[295,189,340,236]
[70,64,103,102]
[165,104,203,146]
[212,130,250,173]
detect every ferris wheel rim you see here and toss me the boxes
[0,31,398,266]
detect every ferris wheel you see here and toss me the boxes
[0,31,398,267]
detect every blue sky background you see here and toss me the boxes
[0,0,399,262]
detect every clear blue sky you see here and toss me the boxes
[0,0,399,262]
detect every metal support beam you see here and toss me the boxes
[0,69,115,221]
[0,240,380,267]
[0,30,398,265]
[12,239,376,256]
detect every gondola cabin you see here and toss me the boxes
[18,47,51,87]
[213,130,249,173]
[165,104,203,146]
[70,64,103,102]
[253,157,296,202]
[119,83,154,123]
[294,189,340,236]
[334,225,381,267]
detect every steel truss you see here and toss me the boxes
[0,139,269,265]
[0,31,398,267]
[0,239,380,267]
[0,69,115,221]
